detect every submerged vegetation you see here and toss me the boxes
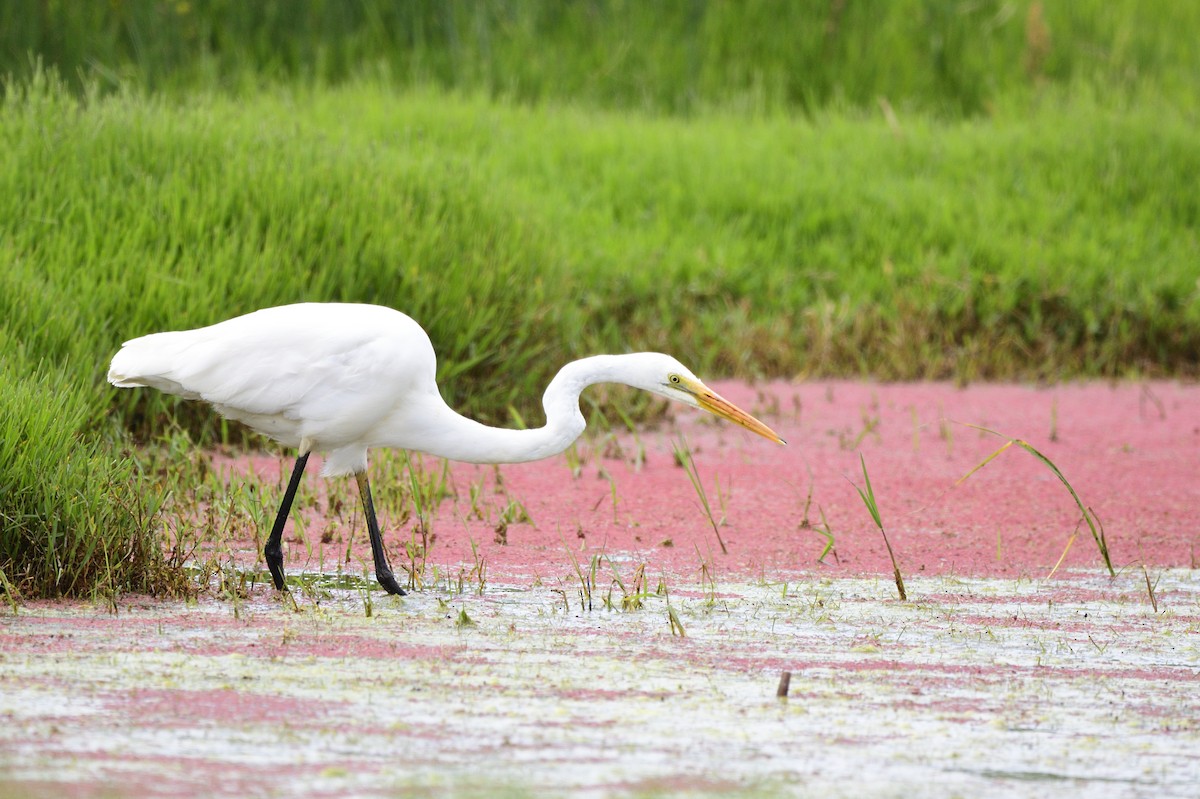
[2,1,1197,597]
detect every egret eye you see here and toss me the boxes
[669,374,682,385]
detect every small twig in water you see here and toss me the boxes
[1142,564,1160,613]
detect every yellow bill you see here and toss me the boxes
[691,381,787,445]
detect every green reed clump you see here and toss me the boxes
[0,357,176,597]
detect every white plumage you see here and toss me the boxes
[112,304,446,476]
[109,302,784,594]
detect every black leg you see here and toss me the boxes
[264,452,310,591]
[355,471,406,595]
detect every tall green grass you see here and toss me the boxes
[2,62,1198,595]
[0,358,173,598]
[4,0,1200,117]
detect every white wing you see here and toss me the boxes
[108,303,437,448]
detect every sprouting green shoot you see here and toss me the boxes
[597,466,619,523]
[559,527,593,611]
[603,556,649,611]
[852,407,881,449]
[815,505,838,565]
[854,454,883,529]
[609,402,647,470]
[673,435,727,555]
[956,424,1114,576]
[360,575,374,618]
[660,581,687,638]
[563,442,584,479]
[851,454,906,601]
[402,453,452,535]
[715,473,730,527]
[467,537,487,595]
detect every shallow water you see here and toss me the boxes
[6,380,1199,797]
[2,570,1197,798]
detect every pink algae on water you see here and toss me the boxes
[2,381,1199,799]
[207,380,1199,584]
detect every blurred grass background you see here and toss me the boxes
[6,0,1199,115]
[2,0,1197,597]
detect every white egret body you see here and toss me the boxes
[109,303,784,594]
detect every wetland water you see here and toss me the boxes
[3,381,1198,797]
[2,573,1197,798]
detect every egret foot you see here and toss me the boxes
[356,471,407,596]
[265,543,287,591]
[263,452,310,592]
[374,566,407,596]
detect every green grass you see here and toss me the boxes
[6,76,1195,398]
[6,0,1200,118]
[2,4,1199,597]
[0,357,177,598]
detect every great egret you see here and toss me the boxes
[108,302,785,595]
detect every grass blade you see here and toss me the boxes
[673,435,727,555]
[955,440,1015,485]
[1142,564,1160,613]
[957,424,1114,576]
[851,454,906,601]
[1047,530,1078,579]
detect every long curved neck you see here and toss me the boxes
[387,355,629,464]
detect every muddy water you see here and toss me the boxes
[2,570,1197,798]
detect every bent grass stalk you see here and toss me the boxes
[815,505,838,565]
[667,603,686,637]
[662,581,687,638]
[673,435,727,555]
[956,424,1114,577]
[852,454,906,601]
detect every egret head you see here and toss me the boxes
[627,353,786,445]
